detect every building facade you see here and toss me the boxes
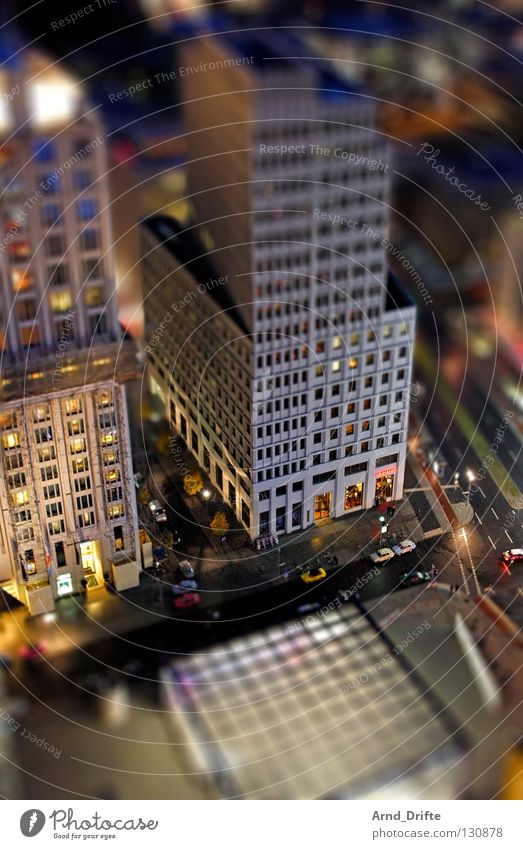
[0,49,140,610]
[142,31,415,539]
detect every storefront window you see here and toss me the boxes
[345,483,364,510]
[375,474,394,502]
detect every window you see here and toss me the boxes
[70,438,86,454]
[332,360,341,373]
[346,424,354,435]
[345,482,364,510]
[2,432,20,450]
[366,354,375,365]
[65,398,82,415]
[108,504,124,520]
[50,289,73,313]
[114,525,124,551]
[77,198,98,220]
[78,511,94,528]
[35,426,53,443]
[48,519,65,535]
[347,402,355,414]
[349,357,358,369]
[361,441,369,452]
[33,405,50,422]
[72,457,89,473]
[85,285,104,307]
[67,419,84,436]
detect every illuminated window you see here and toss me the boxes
[106,469,120,483]
[107,504,124,520]
[20,325,40,347]
[11,267,33,293]
[50,289,72,313]
[65,398,82,415]
[100,432,116,447]
[103,450,118,466]
[346,403,355,414]
[72,457,88,473]
[332,336,342,350]
[349,357,358,369]
[67,419,84,436]
[344,482,363,510]
[33,405,50,422]
[362,420,370,431]
[366,354,375,365]
[383,325,393,338]
[345,424,354,436]
[2,432,20,450]
[13,490,29,507]
[70,437,86,454]
[85,285,103,307]
[332,360,341,373]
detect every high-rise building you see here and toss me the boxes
[142,30,415,539]
[0,48,140,612]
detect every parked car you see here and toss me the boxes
[392,539,417,556]
[153,545,167,561]
[179,560,195,579]
[174,592,201,609]
[501,548,523,567]
[301,566,327,583]
[370,547,395,564]
[149,500,167,523]
[133,472,144,489]
[399,570,430,589]
[171,579,198,596]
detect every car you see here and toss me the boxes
[149,499,163,515]
[179,560,195,579]
[370,547,395,564]
[153,545,167,561]
[171,579,198,595]
[155,509,167,523]
[133,472,144,489]
[301,566,327,583]
[399,570,430,589]
[174,592,201,609]
[501,548,523,567]
[392,539,417,556]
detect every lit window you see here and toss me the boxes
[332,360,341,373]
[2,432,20,450]
[349,357,358,369]
[50,289,72,313]
[332,336,342,349]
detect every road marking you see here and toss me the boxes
[475,513,483,525]
[508,449,518,462]
[504,529,514,544]
[491,508,499,519]
[477,485,486,498]
[487,535,496,549]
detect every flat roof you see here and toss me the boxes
[164,602,459,799]
[0,339,141,402]
[143,215,249,335]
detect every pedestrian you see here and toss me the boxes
[374,495,380,509]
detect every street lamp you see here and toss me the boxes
[465,469,475,501]
[202,489,211,500]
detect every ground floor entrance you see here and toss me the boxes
[314,492,332,523]
[80,540,104,589]
[375,472,395,502]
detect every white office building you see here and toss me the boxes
[142,30,415,539]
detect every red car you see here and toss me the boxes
[173,592,201,609]
[501,549,523,567]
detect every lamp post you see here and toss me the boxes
[379,516,387,545]
[465,469,475,501]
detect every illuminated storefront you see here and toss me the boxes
[374,465,397,502]
[344,482,364,510]
[314,492,331,522]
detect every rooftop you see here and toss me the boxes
[143,215,249,335]
[0,339,141,402]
